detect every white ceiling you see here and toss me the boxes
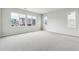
[20,8,62,14]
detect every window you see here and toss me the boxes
[32,16,36,25]
[67,11,76,28]
[11,12,37,27]
[44,16,48,25]
[27,15,32,26]
[19,14,26,26]
[27,15,36,26]
[11,12,19,26]
[11,12,26,27]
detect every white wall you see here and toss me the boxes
[0,9,2,37]
[2,8,41,36]
[44,8,79,36]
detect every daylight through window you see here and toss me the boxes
[11,12,37,27]
[67,11,76,28]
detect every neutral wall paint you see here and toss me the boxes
[44,8,79,36]
[0,9,2,37]
[2,8,41,36]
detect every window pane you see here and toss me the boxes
[11,12,26,26]
[27,15,37,26]
[19,14,26,26]
[44,16,48,25]
[32,16,36,25]
[11,12,19,26]
[67,11,76,28]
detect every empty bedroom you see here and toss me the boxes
[0,8,79,51]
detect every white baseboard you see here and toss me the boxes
[45,30,79,38]
[0,30,41,38]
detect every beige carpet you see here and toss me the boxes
[0,31,79,51]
